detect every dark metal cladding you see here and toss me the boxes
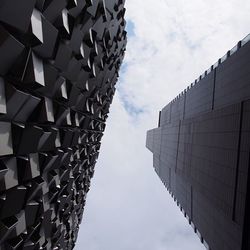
[146,35,250,250]
[0,0,126,249]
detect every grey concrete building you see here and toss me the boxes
[146,34,250,250]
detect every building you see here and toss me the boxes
[0,0,126,249]
[146,34,250,250]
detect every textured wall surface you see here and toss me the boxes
[147,36,250,250]
[0,0,126,249]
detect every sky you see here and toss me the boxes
[75,0,250,249]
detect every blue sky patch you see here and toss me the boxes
[117,85,145,117]
[122,97,145,116]
[126,20,135,37]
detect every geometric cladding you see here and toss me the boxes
[146,35,250,250]
[0,0,126,249]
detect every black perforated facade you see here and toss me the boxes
[0,0,126,249]
[147,35,250,250]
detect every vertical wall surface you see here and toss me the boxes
[147,36,250,250]
[0,0,126,249]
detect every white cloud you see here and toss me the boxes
[122,0,250,117]
[75,1,250,249]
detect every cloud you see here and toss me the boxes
[122,0,250,117]
[75,0,250,249]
